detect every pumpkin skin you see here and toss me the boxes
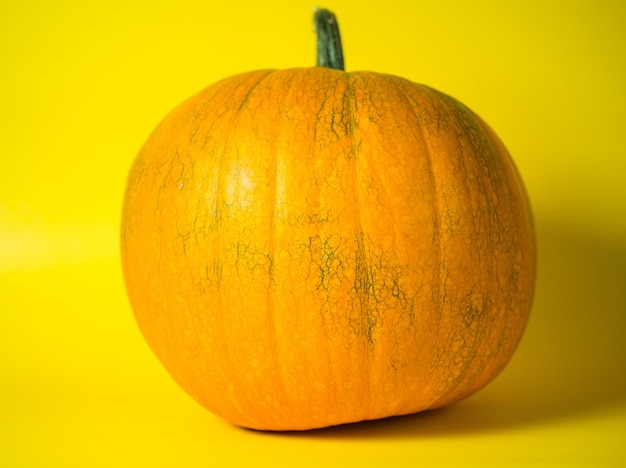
[121,67,535,431]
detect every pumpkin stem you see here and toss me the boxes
[314,8,345,71]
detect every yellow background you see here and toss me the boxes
[1,0,625,466]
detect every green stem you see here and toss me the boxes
[314,8,345,71]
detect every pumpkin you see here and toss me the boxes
[121,9,535,431]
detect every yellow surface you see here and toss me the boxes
[1,0,624,466]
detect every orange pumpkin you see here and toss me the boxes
[121,10,535,431]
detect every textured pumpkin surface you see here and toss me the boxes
[121,67,535,431]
